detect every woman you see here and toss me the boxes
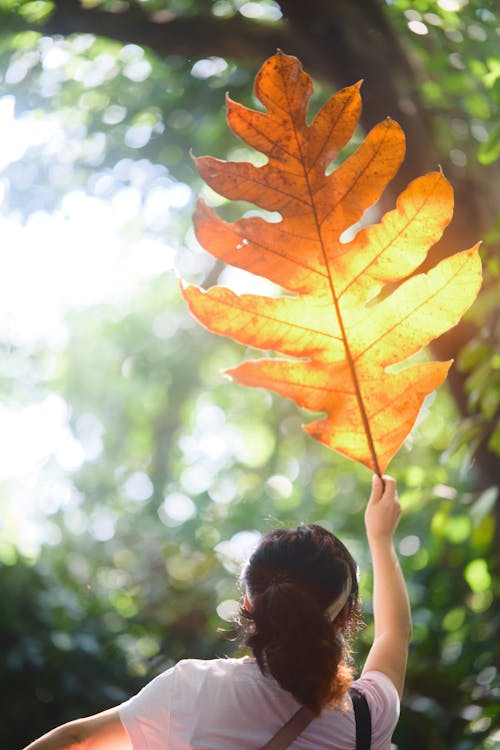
[23,475,411,749]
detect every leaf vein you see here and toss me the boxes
[307,89,357,172]
[355,254,471,362]
[318,121,393,228]
[338,175,443,299]
[202,293,342,343]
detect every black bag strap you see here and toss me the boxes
[257,686,372,750]
[349,686,372,750]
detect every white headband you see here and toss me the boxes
[325,568,352,622]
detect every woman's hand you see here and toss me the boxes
[364,475,401,545]
[362,473,411,698]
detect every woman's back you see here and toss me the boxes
[119,656,400,750]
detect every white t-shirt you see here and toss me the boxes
[119,656,399,750]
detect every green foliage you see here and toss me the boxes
[384,0,499,176]
[0,30,255,217]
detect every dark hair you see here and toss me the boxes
[238,524,361,714]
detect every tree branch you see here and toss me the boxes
[41,0,296,65]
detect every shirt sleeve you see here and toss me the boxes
[118,667,175,750]
[352,670,400,748]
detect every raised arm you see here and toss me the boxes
[361,475,412,697]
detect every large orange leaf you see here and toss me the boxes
[182,52,482,474]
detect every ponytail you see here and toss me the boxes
[239,525,360,714]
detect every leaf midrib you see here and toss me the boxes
[279,65,384,475]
